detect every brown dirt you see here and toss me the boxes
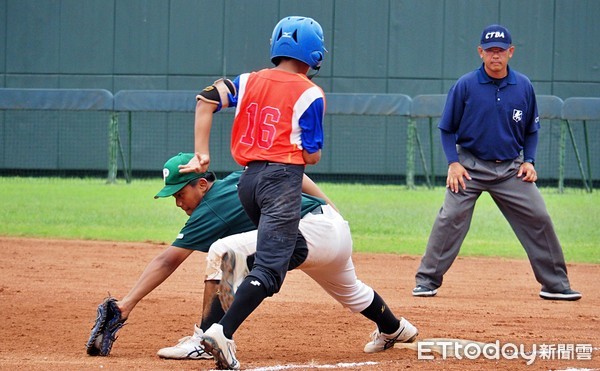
[0,237,598,371]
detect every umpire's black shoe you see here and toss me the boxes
[539,288,582,301]
[412,285,438,297]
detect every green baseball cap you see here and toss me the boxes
[154,153,206,199]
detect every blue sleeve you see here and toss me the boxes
[523,81,539,162]
[437,82,465,133]
[438,82,463,164]
[299,97,325,153]
[227,75,241,108]
[523,130,538,163]
[525,79,540,134]
[440,128,459,164]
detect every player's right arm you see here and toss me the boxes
[117,245,193,319]
[179,79,236,174]
[190,100,214,173]
[302,149,321,165]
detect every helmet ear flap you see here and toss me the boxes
[310,51,323,66]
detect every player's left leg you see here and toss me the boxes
[489,172,580,299]
[298,205,418,352]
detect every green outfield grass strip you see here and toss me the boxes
[0,177,597,264]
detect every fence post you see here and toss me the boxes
[561,97,600,193]
[115,112,131,183]
[428,117,436,187]
[107,113,118,184]
[583,121,592,192]
[406,120,416,189]
[409,94,447,189]
[558,120,566,193]
[565,119,591,193]
[126,112,132,183]
[413,120,432,188]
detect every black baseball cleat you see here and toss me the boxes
[539,288,582,301]
[412,285,438,297]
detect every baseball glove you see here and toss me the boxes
[85,296,126,356]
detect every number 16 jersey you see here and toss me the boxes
[228,68,325,166]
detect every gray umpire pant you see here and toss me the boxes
[415,148,572,293]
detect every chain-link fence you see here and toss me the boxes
[1,89,598,191]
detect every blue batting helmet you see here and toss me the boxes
[270,16,326,70]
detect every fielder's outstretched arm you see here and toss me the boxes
[117,246,193,319]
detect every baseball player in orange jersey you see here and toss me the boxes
[179,16,417,369]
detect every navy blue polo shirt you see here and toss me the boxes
[439,64,540,162]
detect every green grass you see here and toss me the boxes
[1,177,598,263]
[0,177,187,243]
[322,183,600,264]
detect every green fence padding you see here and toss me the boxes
[326,93,412,116]
[1,89,598,189]
[410,94,447,118]
[114,90,197,112]
[536,95,564,119]
[0,88,113,110]
[562,98,600,120]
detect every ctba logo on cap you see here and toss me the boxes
[485,31,506,40]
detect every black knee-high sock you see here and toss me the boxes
[219,276,268,339]
[360,291,400,334]
[200,294,225,332]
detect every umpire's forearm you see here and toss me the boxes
[440,129,459,164]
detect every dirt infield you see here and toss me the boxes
[0,237,598,371]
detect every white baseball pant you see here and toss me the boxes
[205,205,374,313]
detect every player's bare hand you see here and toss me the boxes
[446,162,471,193]
[179,152,210,174]
[517,162,537,182]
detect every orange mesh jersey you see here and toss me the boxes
[230,69,325,166]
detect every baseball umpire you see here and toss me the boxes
[413,24,581,301]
